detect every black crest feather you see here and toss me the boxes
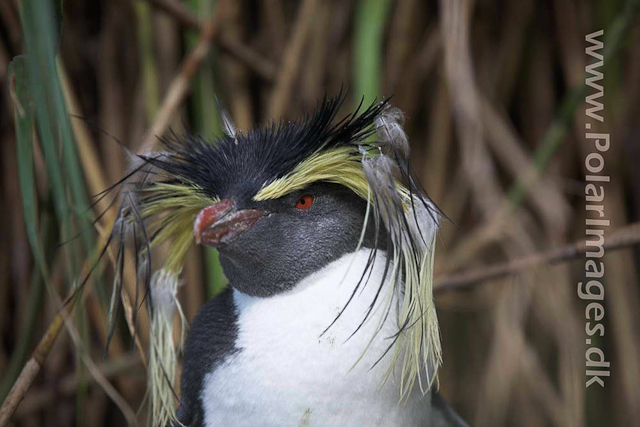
[144,92,389,202]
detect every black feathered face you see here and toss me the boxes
[201,182,380,296]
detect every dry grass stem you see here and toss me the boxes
[436,222,640,291]
[145,0,277,81]
[137,0,227,154]
[267,0,319,119]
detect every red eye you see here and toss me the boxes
[295,195,314,210]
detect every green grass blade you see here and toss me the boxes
[9,56,49,280]
[136,1,160,120]
[21,0,71,258]
[21,0,98,291]
[353,0,392,107]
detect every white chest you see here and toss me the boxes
[201,250,431,426]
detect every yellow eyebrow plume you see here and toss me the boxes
[254,147,371,201]
[140,182,217,272]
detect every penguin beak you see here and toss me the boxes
[193,199,267,248]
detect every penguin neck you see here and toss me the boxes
[233,248,391,317]
[230,248,399,369]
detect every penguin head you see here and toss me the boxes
[193,181,377,296]
[138,94,391,296]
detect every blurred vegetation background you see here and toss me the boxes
[1,0,639,426]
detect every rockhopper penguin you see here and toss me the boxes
[103,94,468,426]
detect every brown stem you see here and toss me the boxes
[137,1,226,154]
[267,0,319,119]
[435,222,640,292]
[0,295,77,426]
[14,354,142,417]
[144,0,276,81]
[218,35,277,82]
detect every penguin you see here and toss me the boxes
[105,93,467,426]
